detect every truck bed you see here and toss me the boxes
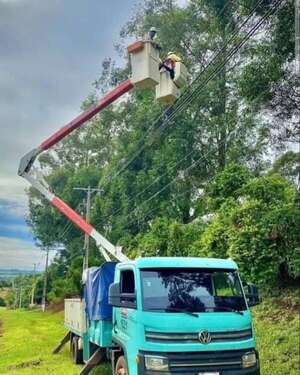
[64,298,86,336]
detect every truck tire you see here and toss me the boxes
[115,355,128,375]
[71,336,83,364]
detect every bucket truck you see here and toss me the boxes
[18,36,261,375]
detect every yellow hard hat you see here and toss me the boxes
[167,52,182,62]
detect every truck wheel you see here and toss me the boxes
[71,336,83,364]
[115,355,128,375]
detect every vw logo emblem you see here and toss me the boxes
[199,330,211,344]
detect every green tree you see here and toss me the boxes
[200,167,300,287]
[26,0,297,299]
[271,151,300,186]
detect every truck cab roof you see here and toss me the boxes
[119,257,238,270]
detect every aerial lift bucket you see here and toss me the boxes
[173,61,188,88]
[128,40,160,89]
[155,61,188,105]
[155,70,180,105]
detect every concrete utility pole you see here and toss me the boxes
[41,248,49,312]
[12,279,17,309]
[19,285,22,309]
[74,186,102,270]
[30,263,38,306]
[296,0,300,76]
[84,186,91,271]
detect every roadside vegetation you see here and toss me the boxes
[0,290,299,375]
[6,165,299,309]
[17,0,298,305]
[254,290,300,375]
[0,307,110,375]
[2,0,299,373]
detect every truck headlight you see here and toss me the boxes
[242,351,257,368]
[144,355,169,371]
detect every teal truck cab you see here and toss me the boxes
[60,257,260,375]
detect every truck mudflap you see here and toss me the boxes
[137,349,260,375]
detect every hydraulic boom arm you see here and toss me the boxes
[18,79,134,262]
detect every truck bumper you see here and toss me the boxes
[138,350,260,375]
[138,369,260,375]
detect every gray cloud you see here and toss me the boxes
[0,0,134,171]
[0,0,136,266]
[0,0,135,203]
[0,236,56,270]
[0,0,188,268]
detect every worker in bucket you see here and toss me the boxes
[147,26,162,52]
[149,26,157,40]
[159,51,182,80]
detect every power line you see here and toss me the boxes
[36,0,286,261]
[56,194,93,245]
[122,0,264,162]
[112,53,288,230]
[73,186,102,270]
[154,0,277,131]
[124,181,204,229]
[103,0,285,224]
[98,0,271,191]
[34,0,286,264]
[102,1,249,220]
[105,147,198,220]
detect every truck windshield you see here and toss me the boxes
[141,268,247,313]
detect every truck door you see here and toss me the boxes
[114,268,137,346]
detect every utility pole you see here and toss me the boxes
[41,248,49,312]
[19,285,22,309]
[12,279,17,309]
[74,186,102,270]
[30,263,38,307]
[84,186,91,271]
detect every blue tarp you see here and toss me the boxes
[84,262,117,321]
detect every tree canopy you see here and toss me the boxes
[24,0,299,302]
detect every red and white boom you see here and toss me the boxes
[18,36,183,262]
[18,79,134,262]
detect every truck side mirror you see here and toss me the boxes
[109,282,137,309]
[244,283,260,307]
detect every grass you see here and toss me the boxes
[253,290,300,375]
[0,308,110,375]
[0,292,299,375]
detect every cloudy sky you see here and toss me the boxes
[0,0,187,270]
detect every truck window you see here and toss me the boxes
[120,270,135,294]
[213,272,242,297]
[141,268,247,313]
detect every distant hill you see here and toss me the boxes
[0,269,35,280]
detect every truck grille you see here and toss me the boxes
[168,350,245,371]
[145,328,252,343]
[140,349,258,373]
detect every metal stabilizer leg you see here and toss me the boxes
[79,348,104,375]
[52,331,71,354]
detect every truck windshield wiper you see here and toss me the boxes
[147,307,199,318]
[165,307,199,318]
[214,306,244,315]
